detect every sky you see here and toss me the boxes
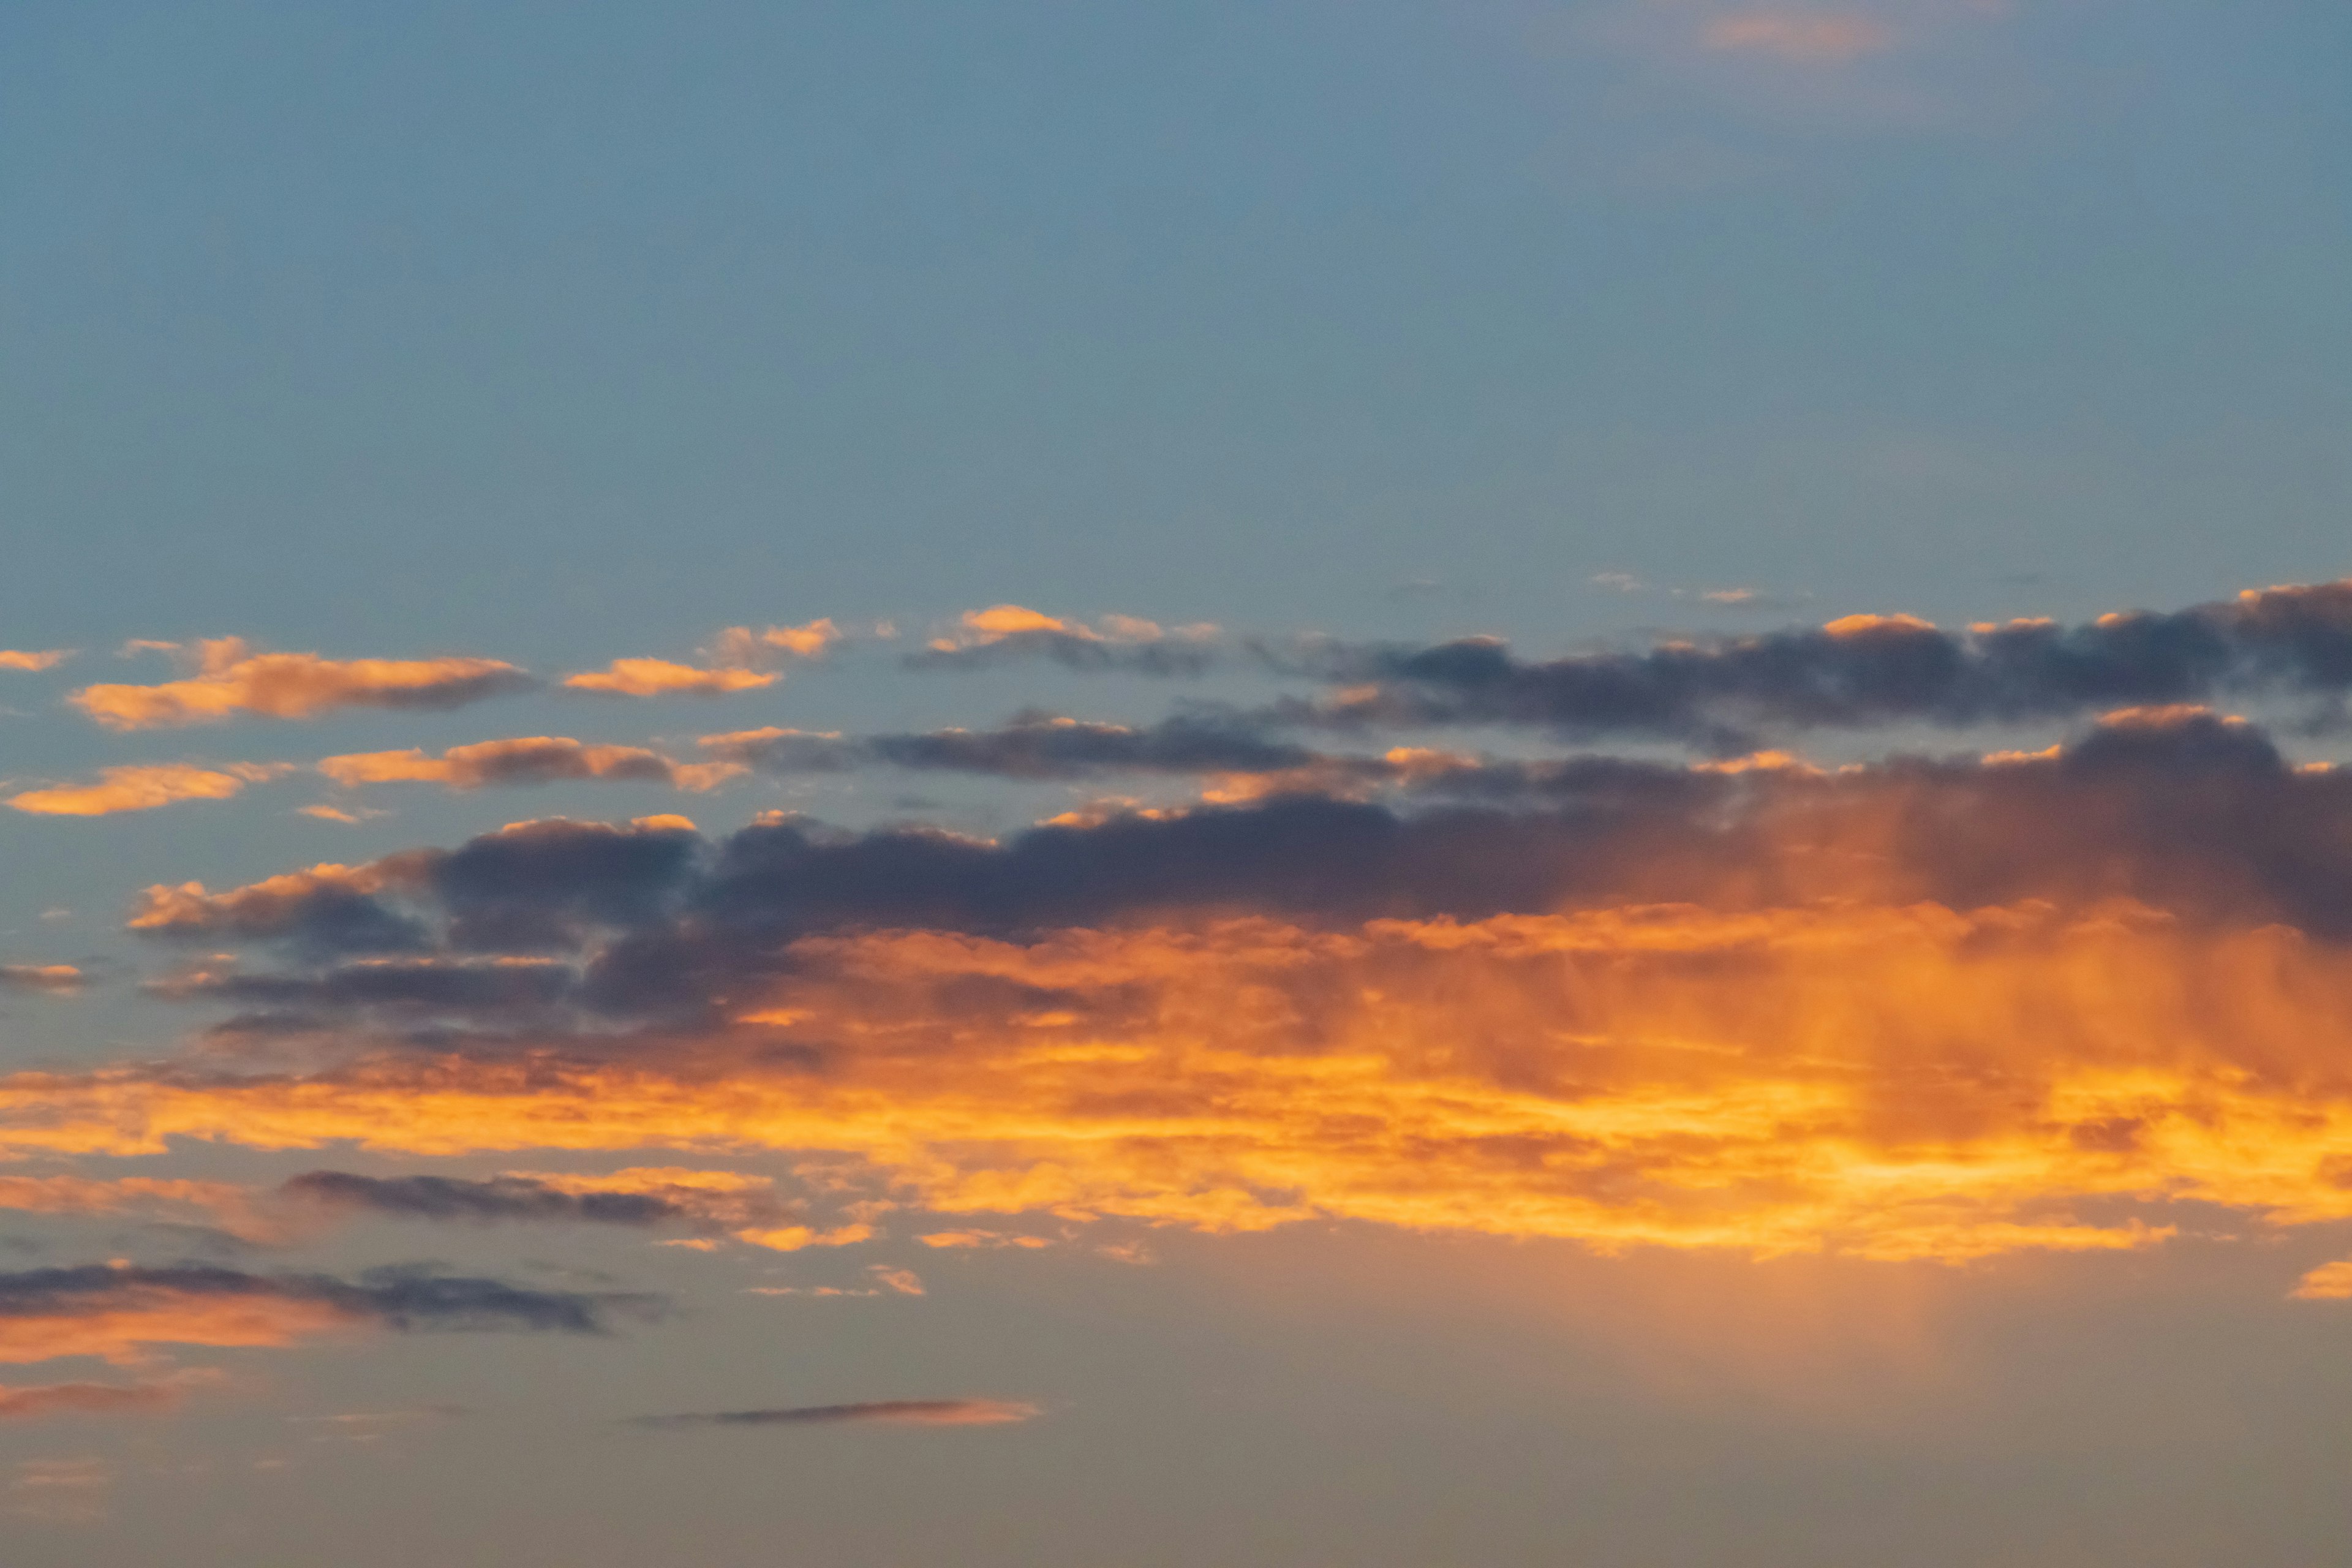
[2,1,2350,1562]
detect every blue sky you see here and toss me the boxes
[2,3,2351,1562]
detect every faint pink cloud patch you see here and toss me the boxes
[1702,11,1896,64]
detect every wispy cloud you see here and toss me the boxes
[0,965,83,995]
[0,650,72,673]
[633,1398,1038,1429]
[560,659,778,698]
[70,639,531,729]
[908,606,1219,674]
[317,737,741,794]
[7,763,295,817]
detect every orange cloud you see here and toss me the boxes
[18,900,2352,1264]
[0,965,82,995]
[1702,12,1896,64]
[0,650,71,673]
[317,737,742,793]
[562,659,778,698]
[7,763,295,817]
[2292,1261,2352,1300]
[70,638,530,729]
[0,1285,358,1366]
[709,619,844,667]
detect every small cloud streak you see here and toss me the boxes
[908,606,1219,674]
[0,650,71,673]
[634,1398,1039,1430]
[317,737,741,794]
[8,763,294,817]
[70,639,530,729]
[0,1370,221,1422]
[0,965,82,995]
[561,659,778,698]
[709,619,845,668]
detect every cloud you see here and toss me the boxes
[709,620,845,668]
[8,763,295,817]
[129,862,431,954]
[1279,579,2352,745]
[907,606,1219,675]
[4,710,2352,1265]
[7,1456,110,1521]
[0,1264,657,1365]
[561,659,778,698]
[1702,11,1896,63]
[701,714,1317,784]
[2292,1261,2352,1301]
[0,965,83,995]
[281,1168,794,1242]
[0,1370,221,1421]
[318,737,742,794]
[0,1175,258,1234]
[633,1398,1038,1429]
[70,638,532,729]
[0,650,71,673]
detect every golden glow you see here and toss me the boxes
[10,902,2352,1264]
[0,650,71,673]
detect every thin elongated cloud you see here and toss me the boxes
[562,659,778,698]
[0,1371,218,1420]
[0,650,72,673]
[907,606,1219,674]
[700,714,1315,783]
[317,737,742,794]
[8,763,295,817]
[1279,579,2352,745]
[0,1264,657,1365]
[0,965,83,995]
[71,638,532,730]
[281,1167,801,1245]
[634,1398,1039,1429]
[1702,11,1896,62]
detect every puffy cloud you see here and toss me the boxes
[0,650,71,673]
[0,1264,655,1365]
[561,659,778,698]
[0,965,83,995]
[129,862,431,953]
[8,763,294,817]
[633,1398,1038,1428]
[71,638,532,729]
[908,606,1219,674]
[317,737,742,794]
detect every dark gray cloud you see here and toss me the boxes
[119,708,2352,1048]
[0,1262,660,1336]
[281,1172,786,1233]
[704,712,1313,782]
[1271,579,2352,743]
